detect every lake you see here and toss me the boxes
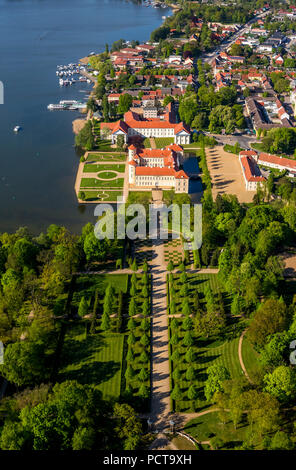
[0,0,171,233]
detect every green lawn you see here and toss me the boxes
[154,137,174,148]
[80,190,123,202]
[168,273,242,412]
[83,163,125,173]
[59,323,124,400]
[86,152,126,162]
[123,317,151,403]
[143,138,152,148]
[97,171,118,179]
[171,436,197,450]
[183,143,200,149]
[59,273,151,408]
[80,177,124,188]
[223,144,243,155]
[73,274,128,307]
[241,335,262,382]
[185,411,252,449]
[143,137,174,148]
[92,138,114,151]
[187,273,223,296]
[168,273,230,315]
[170,320,243,412]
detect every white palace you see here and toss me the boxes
[128,144,189,193]
[100,103,191,146]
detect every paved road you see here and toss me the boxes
[205,132,257,150]
[202,11,269,65]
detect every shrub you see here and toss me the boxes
[170,334,179,346]
[140,334,150,347]
[171,384,183,401]
[78,296,88,318]
[127,332,136,345]
[138,368,148,382]
[183,331,194,347]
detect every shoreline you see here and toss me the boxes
[72,1,174,204]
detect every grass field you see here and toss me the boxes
[72,274,128,307]
[80,177,124,188]
[143,137,174,148]
[83,163,125,173]
[59,323,124,400]
[170,319,243,412]
[80,190,123,202]
[168,272,242,412]
[86,153,126,162]
[59,273,151,406]
[127,191,152,205]
[90,138,115,152]
[183,143,201,149]
[97,171,118,179]
[143,138,151,148]
[241,335,262,382]
[171,436,197,450]
[185,411,252,449]
[154,137,174,148]
[168,273,230,315]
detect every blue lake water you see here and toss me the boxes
[0,0,171,233]
[183,156,203,200]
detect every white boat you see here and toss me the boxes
[14,126,21,132]
[59,100,79,105]
[47,104,66,110]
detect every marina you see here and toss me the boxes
[144,1,167,8]
[56,63,92,86]
[0,0,169,233]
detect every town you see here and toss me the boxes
[2,0,296,455]
[73,0,296,207]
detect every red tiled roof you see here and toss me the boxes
[168,144,183,152]
[175,170,188,179]
[110,120,129,134]
[241,156,265,182]
[136,44,155,51]
[259,153,296,170]
[102,112,190,135]
[135,167,176,176]
[239,150,257,157]
[135,167,188,178]
[138,148,172,158]
[174,122,190,135]
[101,122,117,131]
